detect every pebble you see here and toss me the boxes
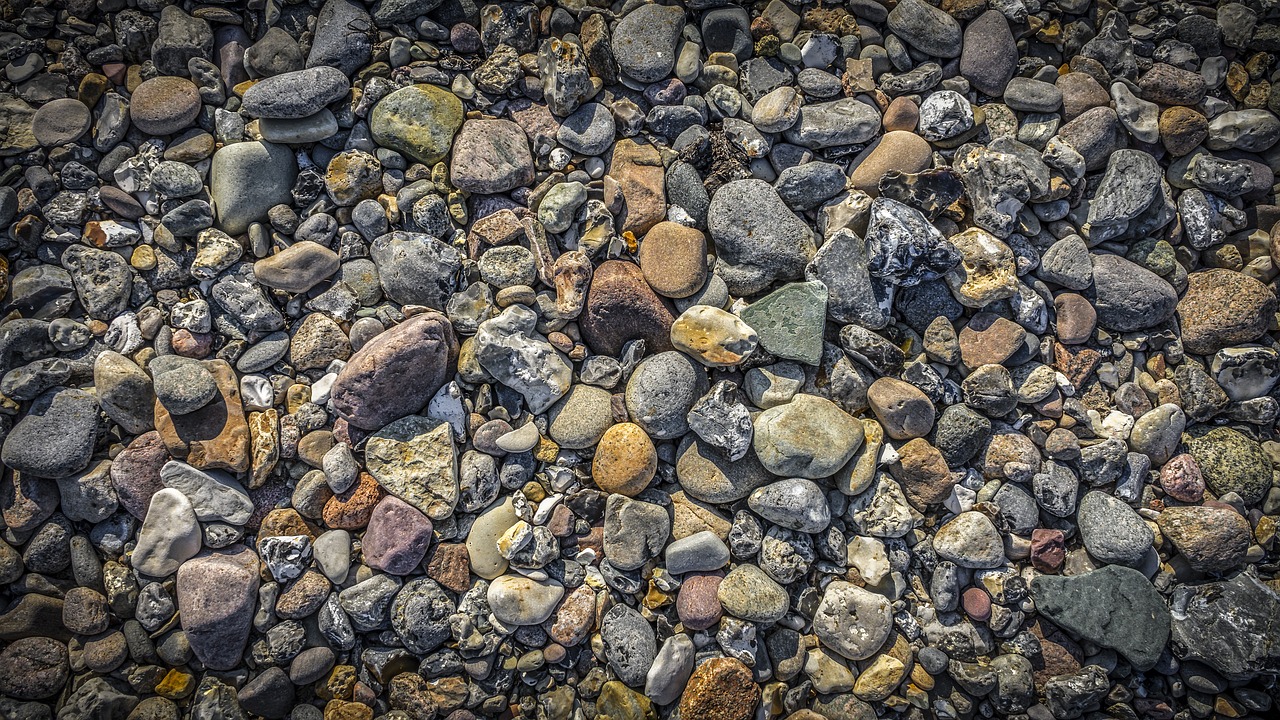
[486,575,564,626]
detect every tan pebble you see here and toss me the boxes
[593,423,657,496]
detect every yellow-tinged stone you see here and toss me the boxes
[155,668,196,699]
[853,653,908,701]
[597,680,657,720]
[286,383,311,414]
[534,435,560,463]
[249,409,279,489]
[130,245,157,270]
[592,422,657,496]
[317,665,357,700]
[910,662,934,691]
[323,700,373,720]
[670,305,759,367]
[836,419,884,495]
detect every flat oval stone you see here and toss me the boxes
[241,66,350,119]
[253,241,340,294]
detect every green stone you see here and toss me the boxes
[369,84,463,165]
[1185,426,1272,505]
[739,280,828,366]
[1031,564,1170,671]
[1126,238,1176,277]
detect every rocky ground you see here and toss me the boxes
[1,0,1280,718]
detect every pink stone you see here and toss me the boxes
[362,495,433,575]
[677,572,723,631]
[1160,453,1206,503]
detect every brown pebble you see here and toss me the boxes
[637,221,708,299]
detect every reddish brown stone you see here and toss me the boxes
[961,587,991,622]
[1,473,58,534]
[257,509,318,553]
[958,313,1025,367]
[1031,528,1066,574]
[1177,269,1277,355]
[608,137,666,236]
[323,472,385,530]
[425,543,471,594]
[543,584,596,647]
[676,572,723,631]
[1053,293,1096,345]
[890,438,954,510]
[679,657,759,720]
[1052,341,1102,389]
[1159,453,1206,503]
[153,359,250,473]
[580,260,676,357]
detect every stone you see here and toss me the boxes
[592,422,657,497]
[960,10,1016,96]
[1157,505,1251,573]
[1031,565,1171,671]
[1185,427,1271,505]
[718,563,788,624]
[242,67,349,119]
[370,230,462,309]
[487,575,564,626]
[867,378,936,440]
[679,657,759,720]
[738,281,828,366]
[933,511,1005,568]
[752,394,863,479]
[611,3,685,83]
[609,137,667,235]
[365,416,458,520]
[32,98,91,146]
[580,260,676,358]
[887,0,961,58]
[747,477,830,534]
[370,84,463,165]
[708,179,817,296]
[638,222,707,299]
[1169,571,1280,676]
[450,119,534,194]
[130,77,202,135]
[945,228,1018,308]
[210,141,297,235]
[1076,491,1153,568]
[178,546,260,671]
[670,305,758,367]
[1090,254,1178,332]
[0,637,68,700]
[601,604,656,687]
[547,384,613,450]
[783,97,881,149]
[329,312,458,431]
[812,581,892,661]
[474,305,573,414]
[254,241,340,294]
[2,388,98,479]
[848,131,933,196]
[1177,269,1276,355]
[153,360,250,473]
[363,495,434,575]
[603,494,671,571]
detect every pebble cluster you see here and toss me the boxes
[2,0,1280,719]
